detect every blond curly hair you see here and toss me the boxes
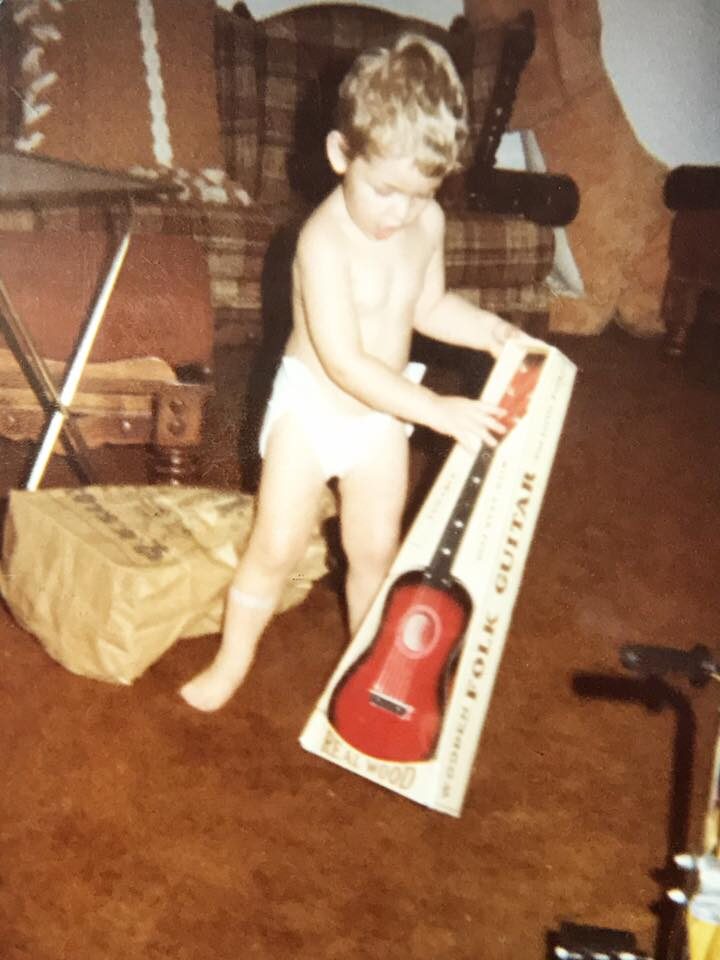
[336,32,470,178]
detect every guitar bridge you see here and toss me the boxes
[369,691,414,719]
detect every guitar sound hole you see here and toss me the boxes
[398,607,440,659]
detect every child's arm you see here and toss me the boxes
[413,212,541,358]
[296,219,506,451]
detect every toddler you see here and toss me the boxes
[180,32,536,711]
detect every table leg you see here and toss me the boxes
[662,273,701,359]
[25,226,131,490]
[0,278,94,484]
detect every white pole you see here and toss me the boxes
[26,226,132,491]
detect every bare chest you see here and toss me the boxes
[348,246,427,319]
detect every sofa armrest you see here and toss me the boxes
[664,165,720,211]
[466,168,580,226]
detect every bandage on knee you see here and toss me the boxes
[228,585,275,611]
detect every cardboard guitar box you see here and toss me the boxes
[300,340,576,816]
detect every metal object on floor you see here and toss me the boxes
[551,921,652,960]
[555,642,720,960]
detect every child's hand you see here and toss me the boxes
[488,319,542,358]
[432,395,507,452]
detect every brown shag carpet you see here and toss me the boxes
[1,320,719,960]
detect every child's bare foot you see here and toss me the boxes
[180,585,276,711]
[179,640,257,712]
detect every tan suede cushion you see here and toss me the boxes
[0,232,213,366]
[14,0,224,177]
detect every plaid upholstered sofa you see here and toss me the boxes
[0,0,577,474]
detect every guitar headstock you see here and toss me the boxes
[497,351,545,433]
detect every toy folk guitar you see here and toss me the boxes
[329,351,546,763]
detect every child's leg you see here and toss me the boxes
[338,421,410,634]
[180,416,328,711]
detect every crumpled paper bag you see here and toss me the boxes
[0,485,329,684]
[689,915,720,960]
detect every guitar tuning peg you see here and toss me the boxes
[666,888,688,905]
[674,853,697,870]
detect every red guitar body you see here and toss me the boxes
[329,570,472,762]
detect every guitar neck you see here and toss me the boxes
[426,441,496,588]
[425,350,546,590]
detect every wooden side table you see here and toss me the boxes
[661,165,720,359]
[0,150,163,489]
